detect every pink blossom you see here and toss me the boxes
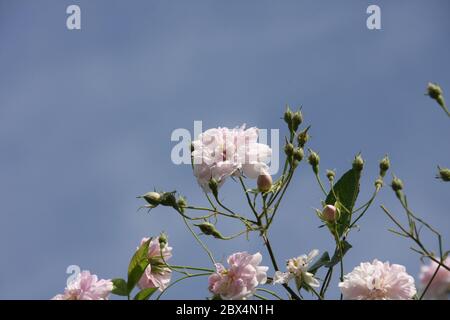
[339,259,416,300]
[137,237,173,291]
[192,126,272,191]
[208,252,268,300]
[52,270,113,300]
[419,257,450,300]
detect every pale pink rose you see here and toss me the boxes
[339,259,416,300]
[192,126,272,191]
[419,257,450,300]
[208,252,268,300]
[52,270,113,300]
[137,237,172,291]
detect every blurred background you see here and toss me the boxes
[0,0,449,299]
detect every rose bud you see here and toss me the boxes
[437,166,450,182]
[257,173,273,193]
[322,205,337,223]
[141,192,161,207]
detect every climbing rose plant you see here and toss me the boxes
[53,83,450,300]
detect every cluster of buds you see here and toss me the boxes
[139,191,187,213]
[374,155,390,190]
[158,232,168,249]
[284,106,303,133]
[283,107,309,169]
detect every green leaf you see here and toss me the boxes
[111,278,128,297]
[133,287,158,300]
[326,240,352,268]
[326,168,361,237]
[127,238,152,294]
[307,252,330,274]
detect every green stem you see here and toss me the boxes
[255,288,284,300]
[262,233,301,300]
[204,191,217,211]
[320,267,333,298]
[314,172,328,196]
[213,194,237,216]
[182,217,216,265]
[156,272,211,300]
[186,206,257,224]
[308,285,323,300]
[349,188,379,229]
[267,170,294,228]
[381,205,450,272]
[170,265,215,273]
[238,176,260,222]
[419,262,441,300]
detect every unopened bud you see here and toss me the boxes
[427,82,443,100]
[158,232,168,247]
[257,174,273,192]
[375,177,384,189]
[352,154,364,172]
[284,106,293,127]
[326,169,336,182]
[141,192,161,207]
[427,82,447,110]
[195,222,224,239]
[291,111,303,132]
[379,155,390,177]
[284,142,294,157]
[159,192,178,208]
[437,166,450,182]
[177,196,188,213]
[297,126,310,147]
[391,176,403,192]
[208,179,219,198]
[293,147,304,162]
[308,149,320,174]
[321,205,338,223]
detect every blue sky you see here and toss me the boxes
[0,0,449,299]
